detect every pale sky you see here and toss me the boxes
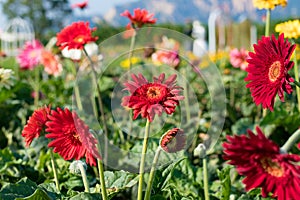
[70,0,138,16]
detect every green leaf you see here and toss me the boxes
[260,106,300,132]
[231,118,254,135]
[69,192,102,200]
[0,148,15,173]
[217,167,231,200]
[38,182,60,199]
[104,170,138,196]
[16,188,51,200]
[0,177,37,200]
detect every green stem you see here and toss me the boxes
[229,78,235,107]
[293,48,300,112]
[34,67,39,107]
[293,80,300,88]
[79,163,90,192]
[262,108,267,117]
[50,151,60,192]
[265,9,270,37]
[281,129,300,152]
[203,155,210,200]
[74,84,83,111]
[72,62,83,111]
[137,119,150,200]
[97,158,108,200]
[182,68,191,122]
[128,30,136,70]
[127,31,136,137]
[83,48,109,169]
[145,147,162,200]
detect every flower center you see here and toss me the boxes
[260,157,284,177]
[29,50,39,58]
[74,35,85,44]
[67,127,82,144]
[145,84,168,103]
[268,61,282,82]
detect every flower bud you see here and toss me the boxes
[69,160,87,174]
[160,128,186,153]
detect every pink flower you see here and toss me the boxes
[17,40,44,70]
[230,48,250,70]
[152,50,180,68]
[122,73,184,122]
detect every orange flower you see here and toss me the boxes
[41,50,62,76]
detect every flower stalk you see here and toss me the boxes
[137,119,150,200]
[281,129,300,152]
[145,146,162,200]
[34,67,40,107]
[83,47,109,169]
[292,47,300,111]
[265,9,271,37]
[127,30,137,70]
[202,147,210,200]
[50,150,60,192]
[72,62,83,111]
[78,163,90,192]
[127,30,136,135]
[97,158,108,200]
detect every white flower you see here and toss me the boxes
[0,68,15,90]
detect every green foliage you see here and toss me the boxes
[0,177,37,200]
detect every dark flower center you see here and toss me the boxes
[268,61,282,82]
[66,127,82,144]
[144,84,168,103]
[260,157,284,177]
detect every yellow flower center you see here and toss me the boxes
[29,50,39,58]
[260,157,284,177]
[268,61,281,82]
[74,35,85,44]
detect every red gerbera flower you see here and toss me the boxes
[120,8,156,28]
[45,107,100,166]
[72,0,88,10]
[22,105,51,147]
[56,21,98,50]
[160,128,186,153]
[245,33,296,111]
[122,73,184,122]
[223,126,300,200]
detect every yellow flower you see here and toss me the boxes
[275,20,300,39]
[252,0,287,10]
[120,57,141,69]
